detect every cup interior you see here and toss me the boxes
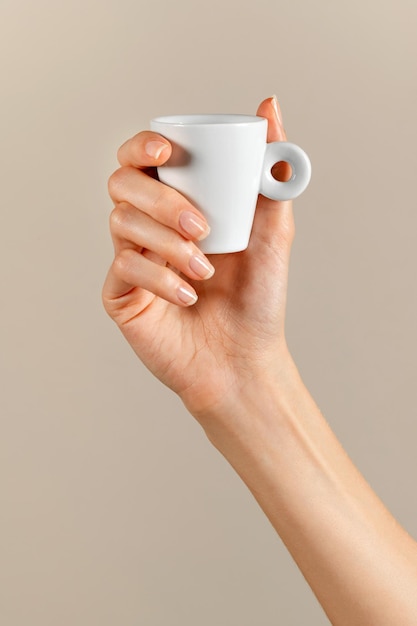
[151,114,264,125]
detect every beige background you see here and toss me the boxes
[1,0,417,624]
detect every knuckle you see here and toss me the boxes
[101,287,113,317]
[109,206,121,233]
[151,184,185,225]
[107,166,129,200]
[150,183,171,216]
[162,265,181,291]
[116,131,148,164]
[116,141,129,165]
[178,237,195,259]
[113,248,135,278]
[109,202,132,234]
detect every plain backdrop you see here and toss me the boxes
[1,1,417,624]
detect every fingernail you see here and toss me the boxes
[179,211,211,241]
[271,95,283,125]
[189,254,215,279]
[145,141,168,159]
[177,285,198,306]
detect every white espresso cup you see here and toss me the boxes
[150,114,311,254]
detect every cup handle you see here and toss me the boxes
[260,141,312,201]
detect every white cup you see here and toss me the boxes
[150,114,311,254]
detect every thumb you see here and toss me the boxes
[256,95,292,183]
[249,97,295,254]
[257,95,287,141]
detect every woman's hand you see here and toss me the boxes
[103,101,417,624]
[102,97,295,421]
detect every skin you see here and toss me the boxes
[103,97,417,624]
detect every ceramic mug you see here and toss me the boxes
[150,114,311,254]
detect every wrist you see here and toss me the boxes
[194,348,304,453]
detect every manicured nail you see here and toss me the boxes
[145,141,168,159]
[271,95,283,125]
[179,210,211,241]
[189,254,215,279]
[177,285,198,306]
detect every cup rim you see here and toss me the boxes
[151,114,266,126]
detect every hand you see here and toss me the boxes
[103,104,417,624]
[103,97,295,421]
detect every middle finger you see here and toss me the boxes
[108,166,210,242]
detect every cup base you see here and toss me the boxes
[199,242,249,255]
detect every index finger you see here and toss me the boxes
[117,131,172,169]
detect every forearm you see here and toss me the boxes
[199,357,417,625]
